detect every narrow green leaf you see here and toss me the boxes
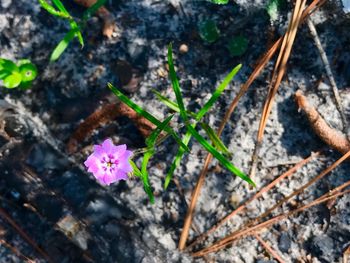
[164,61,242,188]
[200,122,231,157]
[51,0,84,47]
[152,89,197,118]
[108,83,190,152]
[196,64,241,120]
[129,160,142,177]
[83,0,107,21]
[146,115,174,148]
[167,43,189,123]
[50,29,76,62]
[38,0,71,19]
[186,125,255,186]
[141,115,173,203]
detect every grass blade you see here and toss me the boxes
[200,122,232,157]
[152,89,197,118]
[38,0,71,19]
[167,43,189,123]
[186,125,255,186]
[108,83,190,152]
[165,49,242,188]
[196,63,241,120]
[50,29,77,62]
[141,115,174,203]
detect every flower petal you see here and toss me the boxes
[114,170,128,181]
[110,144,126,157]
[102,138,114,154]
[84,155,100,174]
[118,150,133,173]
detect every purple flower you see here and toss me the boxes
[84,139,133,185]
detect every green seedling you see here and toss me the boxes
[227,35,249,56]
[0,58,38,89]
[198,20,220,43]
[38,0,107,61]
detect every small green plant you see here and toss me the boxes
[108,44,255,203]
[210,0,229,4]
[198,20,220,43]
[38,0,106,61]
[0,58,38,89]
[227,35,249,56]
[266,0,285,21]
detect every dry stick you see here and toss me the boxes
[344,245,350,263]
[253,148,350,228]
[0,207,54,263]
[249,0,307,180]
[306,18,349,137]
[177,0,325,250]
[254,234,286,263]
[186,151,320,250]
[67,102,155,153]
[194,149,350,257]
[193,184,350,257]
[295,90,350,154]
[0,239,36,263]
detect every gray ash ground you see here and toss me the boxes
[0,0,350,262]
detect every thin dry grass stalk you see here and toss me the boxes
[186,151,320,250]
[193,180,350,257]
[0,239,36,263]
[67,102,154,153]
[295,90,350,155]
[178,0,325,250]
[254,234,286,263]
[306,18,348,136]
[249,0,307,179]
[0,207,54,263]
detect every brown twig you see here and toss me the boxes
[177,0,325,250]
[254,234,286,263]
[74,0,116,38]
[67,102,155,153]
[193,182,350,257]
[344,245,350,263]
[186,151,320,250]
[0,207,54,263]
[249,0,307,180]
[306,18,349,137]
[0,238,36,263]
[295,90,350,155]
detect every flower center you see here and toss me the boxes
[101,155,119,172]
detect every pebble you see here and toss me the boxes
[179,44,189,54]
[278,233,291,253]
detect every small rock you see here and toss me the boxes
[179,44,189,54]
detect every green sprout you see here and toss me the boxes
[108,44,255,203]
[198,20,220,43]
[0,58,38,89]
[38,0,107,61]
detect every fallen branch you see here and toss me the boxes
[186,151,320,250]
[193,180,350,257]
[254,234,286,263]
[67,102,155,153]
[295,90,350,155]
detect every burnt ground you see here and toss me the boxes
[0,0,350,262]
